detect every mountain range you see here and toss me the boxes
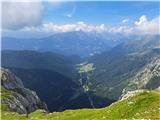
[2,31,144,58]
[1,32,160,119]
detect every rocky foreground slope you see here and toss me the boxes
[1,68,48,114]
[1,90,160,119]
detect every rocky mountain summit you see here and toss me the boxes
[1,68,48,114]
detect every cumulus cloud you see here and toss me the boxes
[135,15,147,25]
[20,15,159,35]
[2,1,43,29]
[134,15,160,34]
[21,22,107,33]
[2,5,159,36]
[107,15,159,34]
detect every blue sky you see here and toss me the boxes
[43,1,159,25]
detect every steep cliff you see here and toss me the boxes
[122,58,160,96]
[1,68,48,114]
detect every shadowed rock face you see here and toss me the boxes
[1,68,24,89]
[1,68,48,114]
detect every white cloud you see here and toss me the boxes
[134,15,160,34]
[109,26,133,34]
[65,6,76,18]
[20,15,160,35]
[109,16,159,34]
[21,22,107,33]
[122,19,129,23]
[2,1,43,29]
[135,15,147,25]
[2,5,159,36]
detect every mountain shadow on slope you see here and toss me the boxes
[5,67,114,112]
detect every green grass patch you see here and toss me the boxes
[1,90,160,120]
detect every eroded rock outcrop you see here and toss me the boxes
[121,58,160,97]
[1,68,48,114]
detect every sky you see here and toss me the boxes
[1,1,160,38]
[43,1,159,25]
